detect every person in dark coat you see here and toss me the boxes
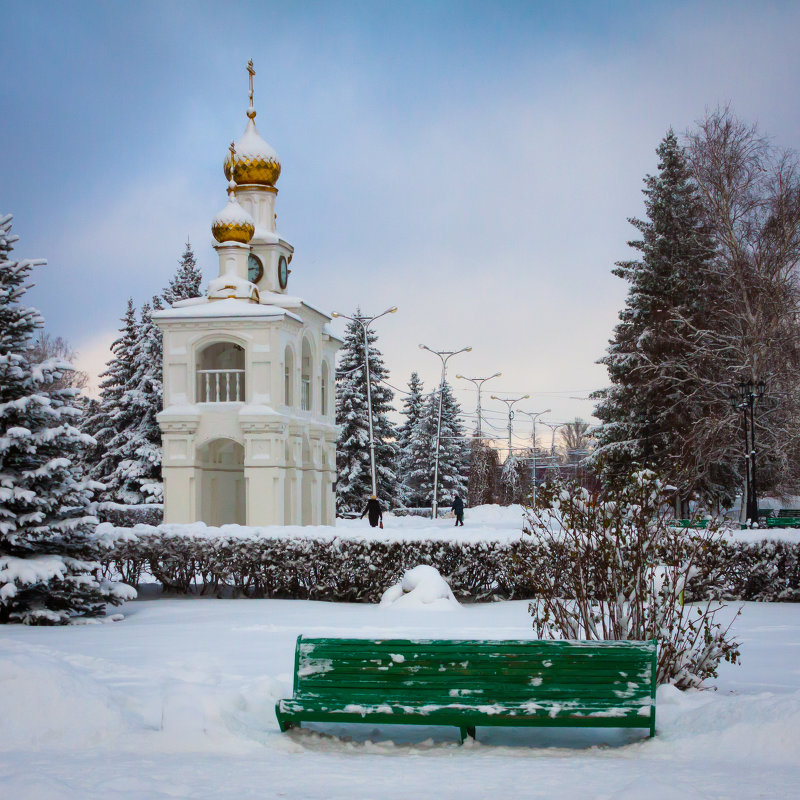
[361,495,383,528]
[452,494,465,526]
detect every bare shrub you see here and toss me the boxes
[524,471,741,688]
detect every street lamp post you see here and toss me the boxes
[730,379,766,524]
[331,307,398,497]
[490,394,531,452]
[539,420,565,457]
[420,344,472,519]
[519,408,550,506]
[539,420,566,479]
[456,373,501,438]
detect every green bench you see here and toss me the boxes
[275,636,657,742]
[668,518,709,529]
[767,513,800,528]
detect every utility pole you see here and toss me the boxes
[490,394,530,453]
[456,373,501,438]
[331,307,398,497]
[419,344,472,519]
[519,408,550,506]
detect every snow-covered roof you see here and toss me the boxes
[153,297,302,323]
[258,292,341,332]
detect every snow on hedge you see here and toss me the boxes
[94,506,800,603]
[380,565,460,610]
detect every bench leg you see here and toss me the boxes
[459,726,476,743]
[276,710,298,734]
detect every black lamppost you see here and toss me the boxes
[730,379,766,524]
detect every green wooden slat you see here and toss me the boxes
[299,636,654,647]
[298,666,651,680]
[297,677,650,690]
[297,653,652,667]
[278,700,651,721]
[298,642,654,657]
[299,659,649,672]
[288,693,648,708]
[298,655,651,668]
[280,698,652,714]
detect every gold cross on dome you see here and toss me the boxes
[247,59,255,107]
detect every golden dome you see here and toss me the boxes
[223,117,281,186]
[212,187,255,244]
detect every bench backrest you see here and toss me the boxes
[292,637,656,712]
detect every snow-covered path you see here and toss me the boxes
[1,593,799,798]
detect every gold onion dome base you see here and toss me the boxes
[224,118,281,187]
[211,219,255,244]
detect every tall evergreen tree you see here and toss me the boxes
[118,298,163,503]
[335,311,398,514]
[396,371,425,507]
[404,380,469,509]
[0,214,134,624]
[467,440,501,507]
[163,240,202,305]
[592,130,727,502]
[98,299,163,504]
[85,299,138,500]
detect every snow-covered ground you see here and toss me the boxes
[2,515,799,799]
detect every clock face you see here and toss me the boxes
[247,253,263,284]
[278,255,289,290]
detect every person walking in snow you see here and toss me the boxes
[361,494,383,528]
[451,494,465,527]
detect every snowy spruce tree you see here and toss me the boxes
[0,214,134,624]
[85,299,138,499]
[395,371,425,507]
[467,440,500,507]
[404,380,469,510]
[97,300,163,504]
[500,449,531,505]
[335,311,398,514]
[162,239,202,305]
[592,130,730,504]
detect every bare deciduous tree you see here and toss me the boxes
[685,108,800,503]
[26,331,89,392]
[560,417,593,461]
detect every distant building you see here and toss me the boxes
[154,62,340,527]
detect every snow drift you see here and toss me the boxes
[380,565,460,610]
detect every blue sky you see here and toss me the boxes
[3,1,800,447]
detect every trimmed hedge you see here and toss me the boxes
[96,523,800,602]
[94,503,163,528]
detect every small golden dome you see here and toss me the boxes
[224,117,281,186]
[212,189,255,244]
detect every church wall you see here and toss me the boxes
[156,309,339,527]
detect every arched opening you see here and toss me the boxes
[196,438,245,526]
[284,345,294,407]
[301,337,313,411]
[196,341,245,403]
[321,361,329,417]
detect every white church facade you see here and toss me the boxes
[154,62,340,527]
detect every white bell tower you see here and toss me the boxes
[154,61,341,528]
